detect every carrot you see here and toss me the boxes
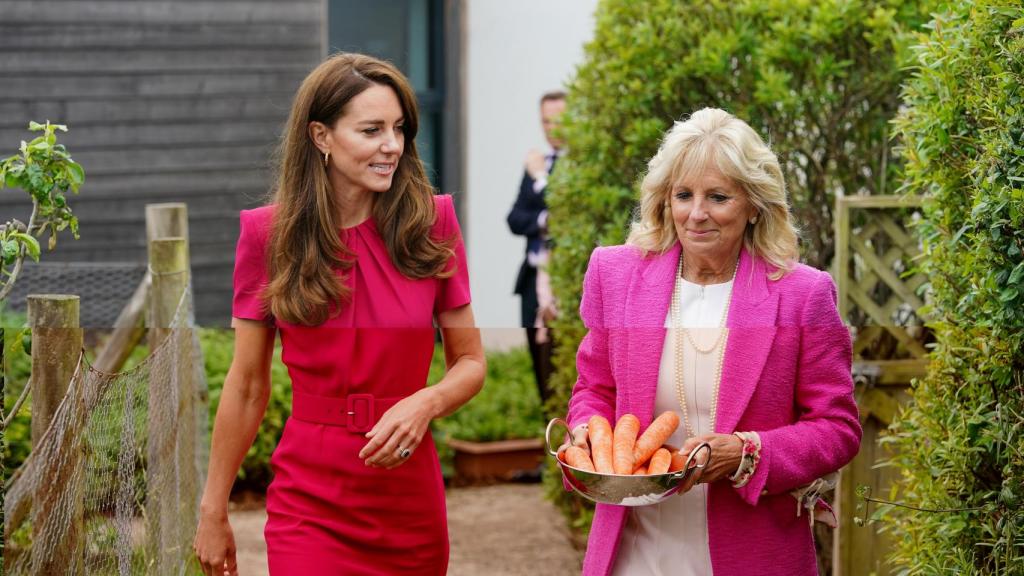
[647,447,672,475]
[633,411,680,466]
[668,450,688,472]
[564,446,595,472]
[632,464,648,475]
[587,415,615,474]
[612,414,640,474]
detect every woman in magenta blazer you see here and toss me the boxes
[566,108,861,575]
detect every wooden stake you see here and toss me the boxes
[27,294,83,575]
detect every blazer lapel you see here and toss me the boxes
[717,248,779,434]
[623,244,680,425]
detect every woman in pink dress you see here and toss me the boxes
[193,53,485,576]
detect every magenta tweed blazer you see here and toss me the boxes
[567,242,861,576]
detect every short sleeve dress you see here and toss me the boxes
[231,195,471,576]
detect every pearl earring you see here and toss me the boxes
[749,215,758,225]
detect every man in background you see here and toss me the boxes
[507,90,566,404]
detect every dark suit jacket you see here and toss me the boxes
[507,168,549,295]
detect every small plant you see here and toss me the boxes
[0,121,84,300]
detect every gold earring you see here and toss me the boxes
[323,150,330,166]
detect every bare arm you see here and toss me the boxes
[194,318,275,575]
[358,303,485,468]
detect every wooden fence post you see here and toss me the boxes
[146,235,193,575]
[27,294,83,575]
[145,203,189,247]
[146,201,208,487]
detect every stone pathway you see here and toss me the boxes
[230,483,583,575]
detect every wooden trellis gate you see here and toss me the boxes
[831,195,929,576]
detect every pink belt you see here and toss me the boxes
[291,390,402,433]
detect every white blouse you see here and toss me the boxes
[611,277,733,576]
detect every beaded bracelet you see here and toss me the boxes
[729,431,762,488]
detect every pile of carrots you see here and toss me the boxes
[559,411,688,475]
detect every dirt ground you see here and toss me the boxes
[230,483,584,576]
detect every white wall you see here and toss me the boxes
[464,0,599,334]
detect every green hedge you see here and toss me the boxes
[882,2,1024,573]
[545,0,939,532]
[4,325,541,491]
[204,332,541,488]
[2,308,31,486]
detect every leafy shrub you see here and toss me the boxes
[882,2,1024,573]
[431,345,544,478]
[0,121,83,300]
[4,324,542,493]
[201,328,292,491]
[2,306,31,486]
[545,0,939,533]
[201,332,542,487]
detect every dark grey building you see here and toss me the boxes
[0,0,462,325]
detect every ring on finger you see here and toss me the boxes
[398,447,412,459]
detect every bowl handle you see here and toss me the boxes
[670,442,712,481]
[545,418,571,457]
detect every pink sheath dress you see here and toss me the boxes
[231,195,471,575]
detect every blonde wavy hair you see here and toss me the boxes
[626,107,799,279]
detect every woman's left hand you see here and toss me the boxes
[677,433,744,493]
[358,388,441,469]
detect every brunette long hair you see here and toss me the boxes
[263,53,453,326]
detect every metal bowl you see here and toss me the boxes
[545,418,711,507]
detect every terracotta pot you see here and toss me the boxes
[447,438,545,485]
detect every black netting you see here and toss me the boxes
[4,262,147,327]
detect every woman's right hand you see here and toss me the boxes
[194,510,238,576]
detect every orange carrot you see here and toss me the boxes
[633,411,680,466]
[668,450,688,472]
[587,415,614,474]
[612,414,640,475]
[564,446,595,472]
[632,464,648,475]
[647,447,672,475]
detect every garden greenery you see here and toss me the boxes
[204,336,542,488]
[0,121,83,301]
[545,0,939,531]
[882,1,1024,573]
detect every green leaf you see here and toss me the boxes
[27,121,44,131]
[66,161,84,189]
[11,233,40,261]
[1008,262,1024,285]
[1,239,17,265]
[999,286,1018,302]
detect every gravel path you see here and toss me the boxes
[230,483,583,575]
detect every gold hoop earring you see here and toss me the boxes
[323,150,330,167]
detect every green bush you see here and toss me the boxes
[2,306,31,486]
[200,332,541,486]
[431,345,544,477]
[201,328,293,491]
[882,2,1024,573]
[3,325,540,492]
[545,0,939,532]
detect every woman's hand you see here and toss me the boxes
[193,510,238,576]
[358,387,441,469]
[556,423,590,456]
[677,433,744,493]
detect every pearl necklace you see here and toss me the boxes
[671,254,737,438]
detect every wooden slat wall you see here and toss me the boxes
[0,0,323,325]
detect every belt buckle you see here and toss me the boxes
[345,393,374,433]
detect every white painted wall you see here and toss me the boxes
[464,0,599,334]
